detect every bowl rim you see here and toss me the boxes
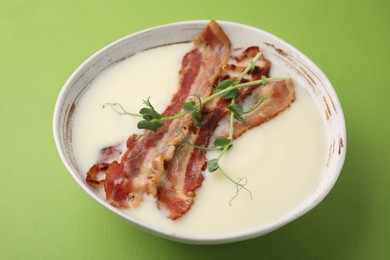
[53,19,347,244]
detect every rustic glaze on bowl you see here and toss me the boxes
[53,20,346,244]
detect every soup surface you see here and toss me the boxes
[72,43,327,238]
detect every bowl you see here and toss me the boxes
[53,20,346,244]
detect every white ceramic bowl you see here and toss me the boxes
[53,20,346,244]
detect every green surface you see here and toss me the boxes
[1,0,389,259]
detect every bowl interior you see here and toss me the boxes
[53,20,346,244]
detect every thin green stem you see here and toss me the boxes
[228,99,235,140]
[243,95,265,114]
[103,103,143,117]
[202,76,287,105]
[218,166,252,205]
[187,143,224,151]
[236,52,262,83]
[160,111,187,121]
[237,76,288,88]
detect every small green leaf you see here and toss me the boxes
[214,137,231,147]
[216,80,238,99]
[216,80,235,90]
[227,104,245,122]
[139,107,152,115]
[183,101,197,113]
[137,119,162,132]
[192,111,202,128]
[139,108,155,120]
[220,89,238,99]
[208,159,219,172]
[140,97,162,120]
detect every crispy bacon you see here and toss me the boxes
[86,20,231,208]
[156,46,272,219]
[85,162,109,187]
[224,79,296,139]
[157,98,229,219]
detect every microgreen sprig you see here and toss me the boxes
[206,125,253,204]
[105,74,284,132]
[204,53,264,203]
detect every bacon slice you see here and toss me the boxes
[225,79,296,139]
[156,47,272,219]
[157,98,229,219]
[86,20,231,208]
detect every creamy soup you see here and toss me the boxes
[72,43,327,238]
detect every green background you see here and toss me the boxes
[1,0,389,259]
